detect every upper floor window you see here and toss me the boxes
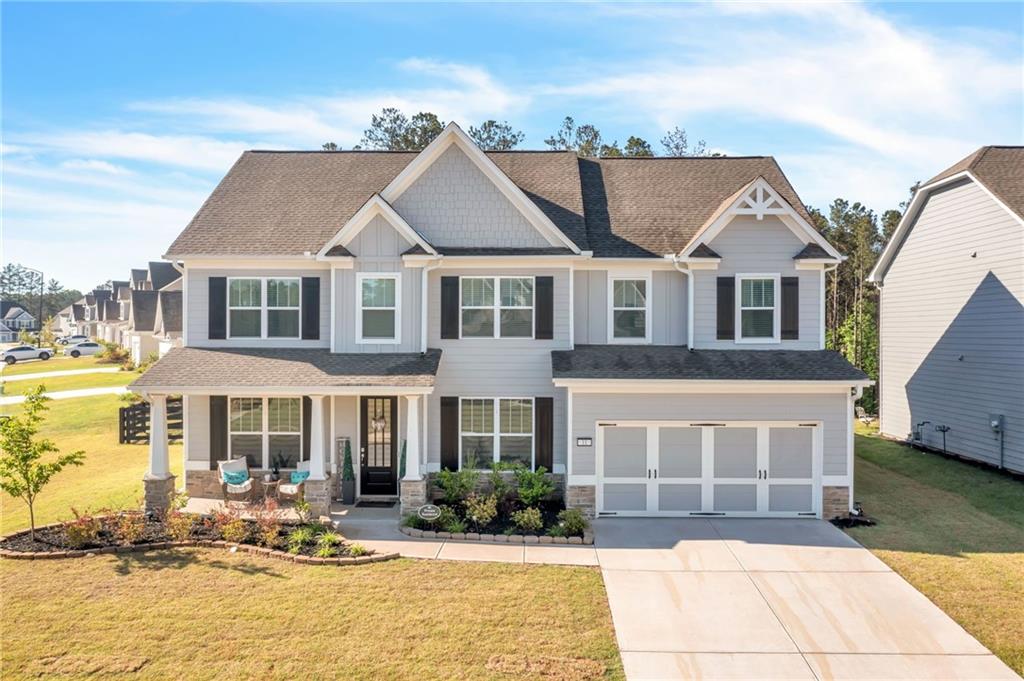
[357,273,400,344]
[737,274,779,342]
[228,277,300,339]
[459,397,533,470]
[609,275,650,343]
[461,276,534,339]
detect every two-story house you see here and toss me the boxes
[132,123,869,519]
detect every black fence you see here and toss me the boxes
[118,397,183,445]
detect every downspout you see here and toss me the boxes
[670,255,694,349]
[420,257,443,354]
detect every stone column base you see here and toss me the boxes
[304,477,332,517]
[823,486,851,519]
[400,478,428,516]
[143,475,176,514]
[566,484,596,518]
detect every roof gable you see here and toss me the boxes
[317,194,435,258]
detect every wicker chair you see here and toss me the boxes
[278,461,309,502]
[218,458,254,502]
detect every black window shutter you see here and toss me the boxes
[208,277,227,340]
[535,276,554,340]
[441,277,460,339]
[209,395,228,470]
[440,397,459,470]
[781,277,799,340]
[716,277,735,341]
[301,277,320,340]
[302,396,312,460]
[534,397,553,472]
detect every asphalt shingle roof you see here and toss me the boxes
[551,345,869,382]
[130,347,443,390]
[794,243,831,259]
[157,290,183,334]
[130,290,159,331]
[148,261,181,291]
[926,146,1024,220]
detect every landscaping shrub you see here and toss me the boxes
[545,524,567,538]
[443,517,467,534]
[436,467,479,504]
[113,511,146,545]
[165,511,196,542]
[97,342,130,365]
[489,462,518,516]
[252,499,283,547]
[348,543,368,557]
[463,493,497,532]
[556,508,588,536]
[433,505,459,529]
[401,513,427,530]
[64,508,101,549]
[220,518,250,543]
[315,531,344,557]
[287,525,317,554]
[514,466,555,507]
[511,507,543,534]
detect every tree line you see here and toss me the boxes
[0,264,82,324]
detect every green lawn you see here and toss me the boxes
[0,354,105,376]
[848,424,1024,675]
[1,371,136,397]
[0,393,182,534]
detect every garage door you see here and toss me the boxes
[597,421,820,517]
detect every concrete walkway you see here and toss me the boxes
[0,367,121,383]
[0,386,128,406]
[597,517,1018,681]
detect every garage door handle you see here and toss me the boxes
[647,469,651,479]
[654,469,658,479]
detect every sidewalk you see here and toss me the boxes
[0,367,122,383]
[0,386,128,406]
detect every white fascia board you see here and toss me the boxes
[174,256,325,269]
[680,177,844,261]
[551,378,874,393]
[380,122,583,255]
[134,385,436,397]
[406,254,594,269]
[316,194,436,258]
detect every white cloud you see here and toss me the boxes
[14,131,249,172]
[59,158,133,175]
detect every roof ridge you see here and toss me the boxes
[245,149,572,155]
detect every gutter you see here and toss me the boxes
[669,255,695,349]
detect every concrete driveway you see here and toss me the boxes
[596,517,1019,681]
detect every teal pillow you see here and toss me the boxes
[291,470,310,485]
[223,470,248,485]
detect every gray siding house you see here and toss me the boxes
[870,146,1024,474]
[132,123,869,519]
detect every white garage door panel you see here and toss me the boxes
[597,421,821,518]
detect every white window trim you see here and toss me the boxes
[227,396,304,470]
[226,276,302,340]
[458,276,536,340]
[355,272,401,345]
[458,396,536,470]
[607,273,652,344]
[735,273,781,344]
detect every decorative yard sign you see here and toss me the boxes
[417,504,441,521]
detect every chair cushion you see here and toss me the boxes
[223,470,248,485]
[225,480,253,494]
[279,484,300,496]
[290,470,310,485]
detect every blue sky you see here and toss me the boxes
[3,2,1022,291]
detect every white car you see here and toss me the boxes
[64,341,103,358]
[2,345,54,365]
[59,334,89,346]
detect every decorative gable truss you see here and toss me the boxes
[316,194,437,261]
[679,176,844,265]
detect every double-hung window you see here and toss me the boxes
[459,397,534,469]
[357,273,400,343]
[227,277,301,339]
[228,396,302,469]
[737,274,779,342]
[609,275,650,342]
[460,276,534,338]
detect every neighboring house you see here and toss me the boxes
[869,146,1024,474]
[0,302,38,341]
[131,123,869,518]
[55,304,76,336]
[153,290,183,357]
[147,261,182,292]
[126,290,160,364]
[131,268,150,290]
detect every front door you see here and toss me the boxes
[360,397,398,496]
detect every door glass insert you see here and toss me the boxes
[365,398,392,468]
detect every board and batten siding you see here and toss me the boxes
[569,392,850,477]
[879,178,1024,473]
[693,216,821,350]
[186,268,330,348]
[425,267,570,471]
[573,270,687,345]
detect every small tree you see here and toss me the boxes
[0,387,85,540]
[342,439,355,482]
[17,328,33,345]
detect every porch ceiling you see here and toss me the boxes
[130,347,442,393]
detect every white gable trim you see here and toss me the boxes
[316,194,437,259]
[869,170,1024,284]
[680,177,844,261]
[380,122,582,254]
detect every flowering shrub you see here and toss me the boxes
[165,511,196,542]
[64,508,102,549]
[113,511,146,545]
[252,499,283,547]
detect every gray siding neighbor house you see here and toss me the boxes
[870,146,1024,474]
[131,123,869,519]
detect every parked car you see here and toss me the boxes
[64,341,103,358]
[2,345,53,365]
[58,334,89,346]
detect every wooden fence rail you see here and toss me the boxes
[118,397,183,445]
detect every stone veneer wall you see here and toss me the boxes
[822,486,851,520]
[185,470,335,516]
[566,485,596,518]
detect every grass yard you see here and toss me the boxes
[0,354,105,377]
[1,370,136,396]
[848,424,1024,675]
[0,394,181,534]
[1,554,623,680]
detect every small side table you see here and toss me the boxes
[261,479,280,501]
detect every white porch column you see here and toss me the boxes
[403,395,422,481]
[145,394,170,480]
[309,395,327,481]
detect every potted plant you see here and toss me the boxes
[269,453,287,482]
[341,439,355,505]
